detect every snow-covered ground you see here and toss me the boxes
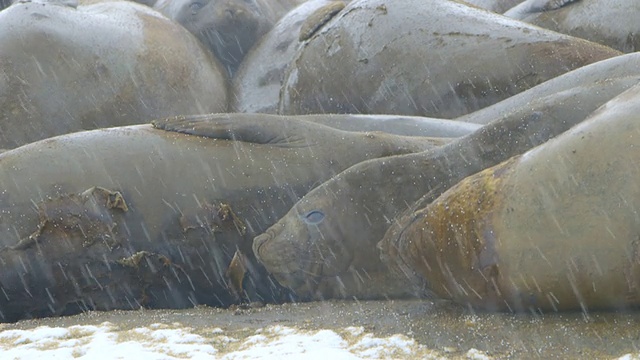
[1,300,639,359]
[1,321,639,360]
[0,321,491,359]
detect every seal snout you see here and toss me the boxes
[253,232,271,258]
[253,228,274,259]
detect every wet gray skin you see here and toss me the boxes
[253,92,615,301]
[290,114,481,137]
[154,0,303,76]
[459,52,640,125]
[461,0,524,13]
[0,0,227,149]
[278,0,620,118]
[504,0,640,53]
[232,0,346,113]
[0,113,446,323]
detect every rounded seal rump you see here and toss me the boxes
[504,0,640,53]
[381,83,640,312]
[279,0,620,118]
[0,0,227,149]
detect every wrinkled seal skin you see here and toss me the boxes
[458,52,640,125]
[0,0,227,149]
[504,0,640,53]
[461,0,524,13]
[154,0,303,76]
[0,114,443,323]
[279,0,620,119]
[381,84,640,313]
[232,0,345,113]
[253,97,595,300]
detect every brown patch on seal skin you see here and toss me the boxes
[11,187,128,251]
[225,249,249,301]
[388,156,519,311]
[299,1,345,41]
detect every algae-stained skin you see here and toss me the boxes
[0,113,440,322]
[386,83,640,312]
[393,157,518,311]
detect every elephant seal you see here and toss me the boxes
[380,83,640,313]
[252,92,600,300]
[154,0,304,77]
[504,0,640,53]
[278,0,620,118]
[0,0,227,149]
[232,0,345,113]
[461,0,524,13]
[0,113,443,322]
[458,52,640,126]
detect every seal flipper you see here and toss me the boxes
[152,113,350,148]
[299,1,346,42]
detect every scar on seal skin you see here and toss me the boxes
[11,187,128,251]
[179,202,247,235]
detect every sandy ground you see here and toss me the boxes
[1,299,640,359]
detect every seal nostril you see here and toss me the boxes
[253,233,270,255]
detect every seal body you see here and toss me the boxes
[0,0,227,149]
[154,0,303,76]
[232,0,345,113]
[381,83,640,312]
[0,114,442,322]
[253,95,594,300]
[279,0,620,118]
[298,114,480,138]
[504,0,640,53]
[462,0,524,13]
[458,52,640,125]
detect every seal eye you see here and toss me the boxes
[189,1,203,14]
[303,210,325,225]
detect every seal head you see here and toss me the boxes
[253,190,356,299]
[155,0,276,75]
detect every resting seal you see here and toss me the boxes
[380,83,640,313]
[253,95,600,300]
[0,113,443,322]
[232,0,345,113]
[0,0,227,149]
[278,0,620,118]
[154,0,303,76]
[504,0,640,53]
[458,52,640,125]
